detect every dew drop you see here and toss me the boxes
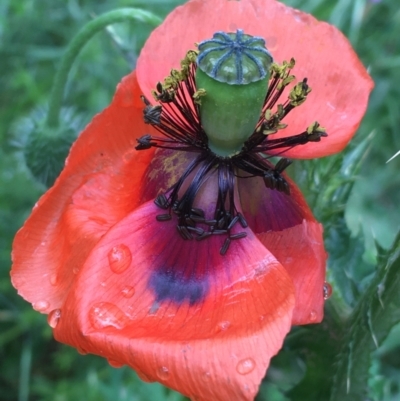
[243,384,251,393]
[265,36,278,51]
[122,149,136,164]
[121,285,135,298]
[47,309,61,328]
[72,267,80,275]
[236,358,256,375]
[88,302,130,330]
[278,304,287,317]
[292,8,309,23]
[108,244,132,274]
[216,320,231,332]
[33,300,50,312]
[229,22,238,31]
[108,359,124,368]
[309,309,317,321]
[157,366,170,380]
[50,274,58,286]
[202,371,211,382]
[77,347,87,355]
[323,282,333,300]
[11,276,26,287]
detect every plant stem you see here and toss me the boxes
[46,8,162,129]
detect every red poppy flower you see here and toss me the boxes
[11,0,373,400]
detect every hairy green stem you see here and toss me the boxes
[46,8,162,128]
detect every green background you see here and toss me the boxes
[1,0,399,400]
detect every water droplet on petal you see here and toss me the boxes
[108,244,132,274]
[202,371,211,382]
[236,358,256,375]
[72,267,80,275]
[157,366,170,380]
[121,285,135,298]
[11,275,26,287]
[264,36,278,51]
[50,274,58,286]
[123,149,136,164]
[33,300,50,312]
[77,347,87,355]
[216,320,231,333]
[229,22,238,31]
[108,359,124,368]
[309,309,317,321]
[88,302,130,330]
[323,282,333,300]
[292,8,309,23]
[277,306,285,317]
[47,309,61,328]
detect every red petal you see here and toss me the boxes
[239,175,326,325]
[238,174,314,232]
[258,221,326,325]
[137,0,373,159]
[53,201,295,401]
[11,72,155,312]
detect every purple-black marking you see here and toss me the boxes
[149,269,209,306]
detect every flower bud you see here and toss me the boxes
[24,125,77,188]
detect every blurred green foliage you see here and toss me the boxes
[1,0,400,400]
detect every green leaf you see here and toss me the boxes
[285,314,343,401]
[325,216,372,307]
[293,134,374,312]
[330,232,400,401]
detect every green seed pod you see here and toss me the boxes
[196,30,273,156]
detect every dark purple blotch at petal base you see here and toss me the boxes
[144,216,219,306]
[238,176,308,233]
[149,268,209,305]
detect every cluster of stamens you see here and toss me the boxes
[154,192,248,255]
[135,51,327,255]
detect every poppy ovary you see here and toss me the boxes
[196,30,273,157]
